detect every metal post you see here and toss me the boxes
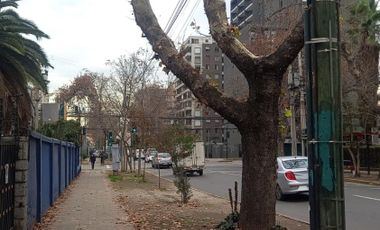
[305,0,345,229]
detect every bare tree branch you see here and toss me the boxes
[203,0,261,77]
[131,0,247,125]
[261,19,304,73]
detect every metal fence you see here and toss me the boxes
[27,132,80,228]
[0,143,17,230]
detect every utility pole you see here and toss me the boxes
[305,0,345,229]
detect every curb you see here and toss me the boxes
[344,177,380,186]
[277,213,309,225]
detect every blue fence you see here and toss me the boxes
[27,132,80,228]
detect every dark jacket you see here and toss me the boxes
[90,154,96,162]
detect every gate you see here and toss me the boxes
[0,144,17,229]
[0,96,20,230]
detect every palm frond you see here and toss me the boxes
[0,0,19,10]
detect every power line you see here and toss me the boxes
[165,0,189,35]
[175,0,202,44]
[164,0,184,33]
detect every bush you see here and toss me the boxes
[173,166,192,204]
[38,120,81,145]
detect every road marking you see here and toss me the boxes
[353,194,380,202]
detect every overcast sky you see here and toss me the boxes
[17,0,230,93]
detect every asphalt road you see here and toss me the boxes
[145,160,380,230]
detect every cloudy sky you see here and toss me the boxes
[16,0,231,92]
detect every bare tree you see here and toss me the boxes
[131,0,304,228]
[106,49,157,173]
[340,0,380,177]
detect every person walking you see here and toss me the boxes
[89,150,97,170]
[100,151,106,166]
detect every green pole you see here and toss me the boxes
[305,0,345,229]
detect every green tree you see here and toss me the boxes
[38,120,82,145]
[0,0,51,132]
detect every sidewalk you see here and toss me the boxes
[46,162,134,230]
[344,170,380,186]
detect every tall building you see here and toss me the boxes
[175,36,225,158]
[225,0,304,156]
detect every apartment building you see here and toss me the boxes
[175,36,225,158]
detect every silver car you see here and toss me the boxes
[276,156,308,200]
[151,152,172,168]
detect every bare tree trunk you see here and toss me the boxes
[239,79,279,229]
[348,147,357,176]
[356,146,361,177]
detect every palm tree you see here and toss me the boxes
[0,0,51,133]
[348,0,380,44]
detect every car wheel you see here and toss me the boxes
[151,163,155,168]
[276,184,285,201]
[198,170,203,176]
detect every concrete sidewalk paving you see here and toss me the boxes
[47,162,134,230]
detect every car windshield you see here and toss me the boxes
[158,153,170,158]
[282,159,308,169]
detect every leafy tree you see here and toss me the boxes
[0,0,51,132]
[131,0,304,228]
[38,120,82,145]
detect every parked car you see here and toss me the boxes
[134,149,145,161]
[152,152,172,168]
[276,156,308,200]
[145,151,157,163]
[145,148,157,163]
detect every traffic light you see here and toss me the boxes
[108,131,113,145]
[131,127,137,134]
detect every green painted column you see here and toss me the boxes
[305,0,346,229]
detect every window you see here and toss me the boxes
[215,65,219,70]
[205,46,210,51]
[194,47,201,54]
[191,38,199,44]
[194,56,201,64]
[195,111,201,116]
[215,74,219,79]
[215,57,220,62]
[206,119,211,123]
[205,64,209,70]
[195,120,201,126]
[205,74,210,79]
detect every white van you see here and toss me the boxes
[180,141,205,176]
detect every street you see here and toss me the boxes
[145,159,380,230]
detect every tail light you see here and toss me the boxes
[285,171,296,180]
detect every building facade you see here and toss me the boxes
[175,36,226,158]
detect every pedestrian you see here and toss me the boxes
[89,150,96,170]
[100,151,106,166]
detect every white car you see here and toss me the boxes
[134,149,145,160]
[145,151,157,163]
[276,156,309,200]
